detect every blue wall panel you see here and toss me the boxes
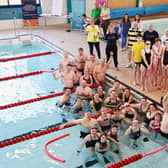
[0,6,42,20]
[71,0,86,30]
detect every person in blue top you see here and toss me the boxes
[120,13,131,51]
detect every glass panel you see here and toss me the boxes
[0,0,8,6]
[9,0,22,5]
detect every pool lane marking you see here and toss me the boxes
[0,109,112,148]
[44,133,70,163]
[106,144,168,168]
[0,51,55,62]
[0,68,59,82]
[0,83,104,110]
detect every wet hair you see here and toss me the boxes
[149,103,157,110]
[78,47,83,51]
[67,63,72,67]
[82,14,86,17]
[155,38,161,43]
[155,113,162,120]
[111,125,118,129]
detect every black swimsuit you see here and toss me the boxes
[142,51,151,68]
[93,101,102,111]
[85,135,99,148]
[163,50,168,65]
[129,128,141,140]
[125,111,134,120]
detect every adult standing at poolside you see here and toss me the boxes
[91,2,101,25]
[143,24,159,46]
[126,22,143,68]
[106,25,119,70]
[120,13,131,51]
[85,20,101,59]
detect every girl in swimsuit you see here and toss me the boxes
[144,103,162,127]
[151,38,163,88]
[141,40,153,92]
[90,93,103,114]
[161,39,168,92]
[80,70,93,87]
[95,134,119,166]
[150,113,162,139]
[131,97,149,123]
[125,119,149,149]
[122,103,137,127]
[111,109,124,129]
[122,88,136,104]
[96,85,106,100]
[77,127,100,168]
[107,125,122,156]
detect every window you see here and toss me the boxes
[9,0,22,5]
[0,0,40,6]
[0,0,8,6]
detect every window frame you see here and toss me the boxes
[0,0,41,7]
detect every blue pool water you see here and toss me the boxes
[0,37,168,168]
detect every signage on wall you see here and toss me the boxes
[22,0,39,27]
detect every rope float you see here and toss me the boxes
[0,109,113,148]
[0,83,103,110]
[0,68,59,82]
[106,144,168,168]
[0,51,55,62]
[44,133,70,163]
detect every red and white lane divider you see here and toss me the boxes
[44,133,70,163]
[0,68,59,82]
[0,51,55,62]
[106,144,168,168]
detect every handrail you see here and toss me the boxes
[44,133,70,163]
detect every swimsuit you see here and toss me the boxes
[85,135,99,148]
[129,128,141,140]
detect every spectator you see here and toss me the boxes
[132,34,145,86]
[161,29,168,46]
[85,20,101,59]
[106,25,119,70]
[120,13,131,51]
[126,22,143,68]
[143,24,159,45]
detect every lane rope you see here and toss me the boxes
[106,144,168,168]
[0,83,104,110]
[0,109,113,148]
[44,133,70,163]
[0,51,55,62]
[0,68,59,82]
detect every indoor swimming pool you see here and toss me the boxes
[0,35,168,168]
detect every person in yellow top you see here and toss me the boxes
[132,34,145,86]
[85,20,101,59]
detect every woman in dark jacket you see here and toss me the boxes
[120,13,131,51]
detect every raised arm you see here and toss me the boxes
[52,72,62,80]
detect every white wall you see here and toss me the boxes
[86,0,96,16]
